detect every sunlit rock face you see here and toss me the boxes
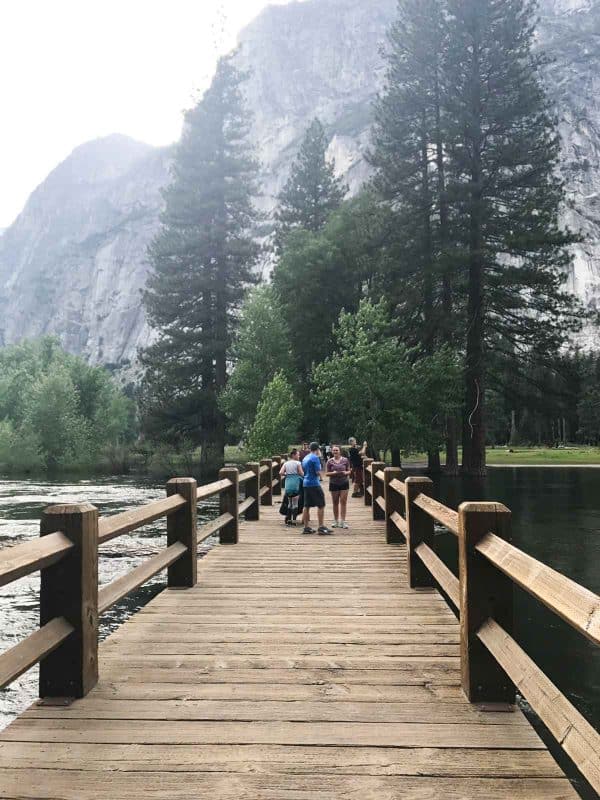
[0,0,598,368]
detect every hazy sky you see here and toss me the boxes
[0,0,293,228]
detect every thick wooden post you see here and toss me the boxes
[219,468,240,544]
[245,463,260,521]
[166,477,197,587]
[384,467,403,544]
[458,502,515,704]
[371,461,386,521]
[260,459,273,506]
[405,477,435,588]
[272,456,282,496]
[363,458,374,507]
[39,503,99,698]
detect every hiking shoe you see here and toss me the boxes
[318,526,333,535]
[303,527,316,535]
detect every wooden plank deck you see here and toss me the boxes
[0,497,579,799]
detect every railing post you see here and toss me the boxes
[245,462,260,521]
[458,502,515,704]
[219,467,240,544]
[39,503,99,699]
[363,458,374,507]
[405,477,435,588]
[371,461,386,521]
[166,477,197,587]
[272,456,282,497]
[260,459,273,506]
[384,467,403,544]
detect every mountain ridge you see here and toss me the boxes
[0,0,598,366]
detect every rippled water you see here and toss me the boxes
[0,476,218,727]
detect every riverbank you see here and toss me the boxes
[402,446,600,468]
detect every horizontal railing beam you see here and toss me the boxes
[198,513,234,544]
[415,543,460,608]
[238,497,255,516]
[375,495,386,512]
[413,493,459,535]
[98,494,187,545]
[197,478,232,502]
[389,478,405,495]
[476,532,600,645]
[259,485,270,497]
[0,617,74,689]
[0,533,74,588]
[478,617,600,794]
[98,542,187,614]
[238,470,255,484]
[375,469,385,482]
[390,510,407,535]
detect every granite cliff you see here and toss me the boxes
[0,0,598,367]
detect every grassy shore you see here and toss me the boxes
[402,446,600,467]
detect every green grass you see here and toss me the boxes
[401,446,600,466]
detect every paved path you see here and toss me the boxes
[0,498,577,798]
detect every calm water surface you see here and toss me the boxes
[0,469,598,797]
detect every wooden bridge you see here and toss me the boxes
[0,456,599,798]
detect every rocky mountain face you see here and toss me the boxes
[0,0,598,368]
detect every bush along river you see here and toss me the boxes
[0,468,598,797]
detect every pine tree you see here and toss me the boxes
[444,0,581,475]
[275,118,347,247]
[141,55,259,469]
[369,0,460,474]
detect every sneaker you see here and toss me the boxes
[341,521,349,529]
[318,526,333,535]
[332,520,340,528]
[303,527,316,535]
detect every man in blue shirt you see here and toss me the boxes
[301,442,332,535]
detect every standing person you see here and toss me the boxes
[326,445,351,529]
[348,437,368,498]
[299,442,310,461]
[279,449,304,526]
[301,442,332,536]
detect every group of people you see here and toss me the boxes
[279,438,368,535]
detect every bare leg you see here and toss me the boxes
[303,506,311,528]
[331,491,340,521]
[317,507,325,528]
[339,489,349,522]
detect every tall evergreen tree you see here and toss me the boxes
[275,118,347,246]
[369,0,461,474]
[141,55,259,468]
[444,0,580,475]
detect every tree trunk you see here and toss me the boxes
[461,33,487,478]
[391,448,402,468]
[445,416,460,476]
[427,449,442,474]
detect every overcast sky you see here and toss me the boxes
[0,0,292,228]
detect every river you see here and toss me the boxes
[0,469,598,797]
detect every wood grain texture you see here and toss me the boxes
[0,497,579,799]
[0,533,74,588]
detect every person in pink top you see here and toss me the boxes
[325,444,351,529]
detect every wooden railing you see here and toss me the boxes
[364,460,600,794]
[0,455,283,699]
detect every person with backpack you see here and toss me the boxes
[279,449,304,526]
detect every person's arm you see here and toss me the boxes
[279,465,286,478]
[298,464,304,477]
[359,441,368,457]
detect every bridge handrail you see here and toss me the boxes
[0,453,282,698]
[381,468,600,793]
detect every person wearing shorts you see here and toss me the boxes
[348,437,367,497]
[326,445,351,529]
[301,442,332,536]
[279,449,304,525]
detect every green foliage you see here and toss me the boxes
[219,286,293,438]
[312,300,460,454]
[276,118,347,247]
[141,54,259,464]
[246,372,301,460]
[0,338,135,472]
